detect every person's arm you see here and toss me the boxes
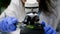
[0,0,20,32]
[0,12,6,19]
[0,0,18,19]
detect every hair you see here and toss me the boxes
[39,0,56,16]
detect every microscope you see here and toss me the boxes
[20,0,45,34]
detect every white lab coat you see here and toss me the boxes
[0,0,59,34]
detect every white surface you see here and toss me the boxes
[25,0,39,7]
[10,28,20,34]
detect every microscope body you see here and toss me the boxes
[20,0,45,34]
[20,12,45,34]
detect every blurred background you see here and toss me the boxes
[0,0,11,14]
[0,0,60,34]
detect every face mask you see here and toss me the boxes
[24,0,39,13]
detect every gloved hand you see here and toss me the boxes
[0,17,18,32]
[41,22,56,34]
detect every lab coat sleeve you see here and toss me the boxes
[0,0,21,19]
[0,12,5,19]
[0,0,21,34]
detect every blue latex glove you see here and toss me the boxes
[0,17,18,32]
[41,22,56,34]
